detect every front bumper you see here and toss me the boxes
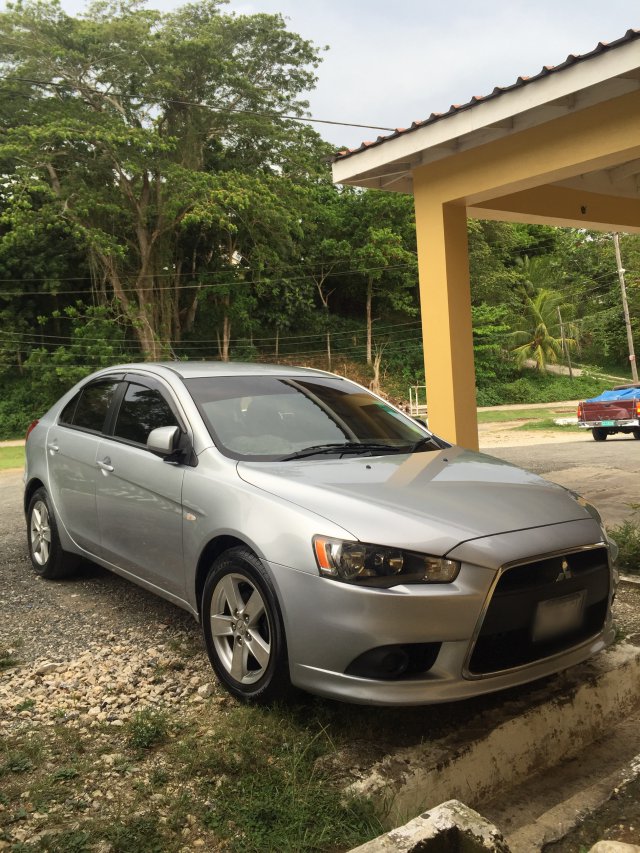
[267,518,614,705]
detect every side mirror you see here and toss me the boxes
[147,425,181,456]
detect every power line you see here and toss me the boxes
[0,318,423,348]
[0,259,631,300]
[0,262,418,297]
[0,75,396,133]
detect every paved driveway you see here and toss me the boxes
[487,437,640,527]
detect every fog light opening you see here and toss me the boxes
[345,643,441,681]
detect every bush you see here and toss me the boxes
[477,371,614,407]
[0,372,64,439]
[608,519,640,575]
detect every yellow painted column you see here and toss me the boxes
[413,195,478,449]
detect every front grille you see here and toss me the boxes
[468,547,610,676]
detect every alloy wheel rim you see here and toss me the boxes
[30,500,51,566]
[210,572,272,685]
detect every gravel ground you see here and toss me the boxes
[0,471,222,739]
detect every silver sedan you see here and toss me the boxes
[23,362,617,705]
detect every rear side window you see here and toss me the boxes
[113,383,178,445]
[60,381,119,433]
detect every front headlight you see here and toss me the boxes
[313,536,460,586]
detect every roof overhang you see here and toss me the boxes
[332,32,640,201]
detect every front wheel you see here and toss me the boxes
[27,488,80,579]
[592,428,608,442]
[201,547,292,704]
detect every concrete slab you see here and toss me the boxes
[346,643,640,829]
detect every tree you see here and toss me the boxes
[510,289,577,372]
[0,0,323,358]
[343,190,417,365]
[352,226,417,364]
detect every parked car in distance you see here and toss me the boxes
[24,362,617,705]
[577,383,640,441]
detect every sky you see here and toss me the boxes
[20,0,640,148]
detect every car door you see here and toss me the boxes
[46,378,122,554]
[94,377,187,598]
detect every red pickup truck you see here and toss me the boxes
[577,384,640,441]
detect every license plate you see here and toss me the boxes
[601,420,614,426]
[533,590,586,642]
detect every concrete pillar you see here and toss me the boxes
[413,197,478,450]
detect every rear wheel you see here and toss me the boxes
[592,428,608,442]
[27,488,80,579]
[201,547,292,704]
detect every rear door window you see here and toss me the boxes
[60,381,120,433]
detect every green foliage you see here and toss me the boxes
[127,708,170,751]
[476,371,612,406]
[0,302,128,437]
[0,0,326,359]
[0,1,637,412]
[510,288,576,372]
[472,303,514,389]
[608,518,640,575]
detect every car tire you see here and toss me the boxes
[592,428,608,442]
[27,488,81,579]
[633,429,640,440]
[201,547,292,704]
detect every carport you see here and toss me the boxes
[332,30,640,450]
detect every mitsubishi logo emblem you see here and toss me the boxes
[556,559,573,582]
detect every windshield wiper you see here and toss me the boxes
[408,435,446,452]
[282,442,405,461]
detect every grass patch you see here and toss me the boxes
[0,646,21,671]
[12,829,93,853]
[608,518,640,575]
[187,704,382,852]
[0,444,24,470]
[477,407,574,424]
[0,705,383,852]
[103,815,167,853]
[126,708,170,751]
[514,418,581,432]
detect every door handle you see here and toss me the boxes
[47,442,59,454]
[97,458,114,473]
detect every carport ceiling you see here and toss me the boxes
[332,30,640,210]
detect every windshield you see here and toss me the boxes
[184,375,441,461]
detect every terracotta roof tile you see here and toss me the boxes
[333,28,640,161]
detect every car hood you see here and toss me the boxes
[237,446,595,557]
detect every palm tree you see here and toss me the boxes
[511,289,577,372]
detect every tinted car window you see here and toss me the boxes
[113,383,178,445]
[67,381,119,432]
[59,393,80,426]
[185,375,429,460]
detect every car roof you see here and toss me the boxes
[99,361,338,381]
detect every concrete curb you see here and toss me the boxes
[349,800,509,852]
[347,643,640,828]
[506,750,640,851]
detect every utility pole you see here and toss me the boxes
[556,306,573,379]
[613,232,638,383]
